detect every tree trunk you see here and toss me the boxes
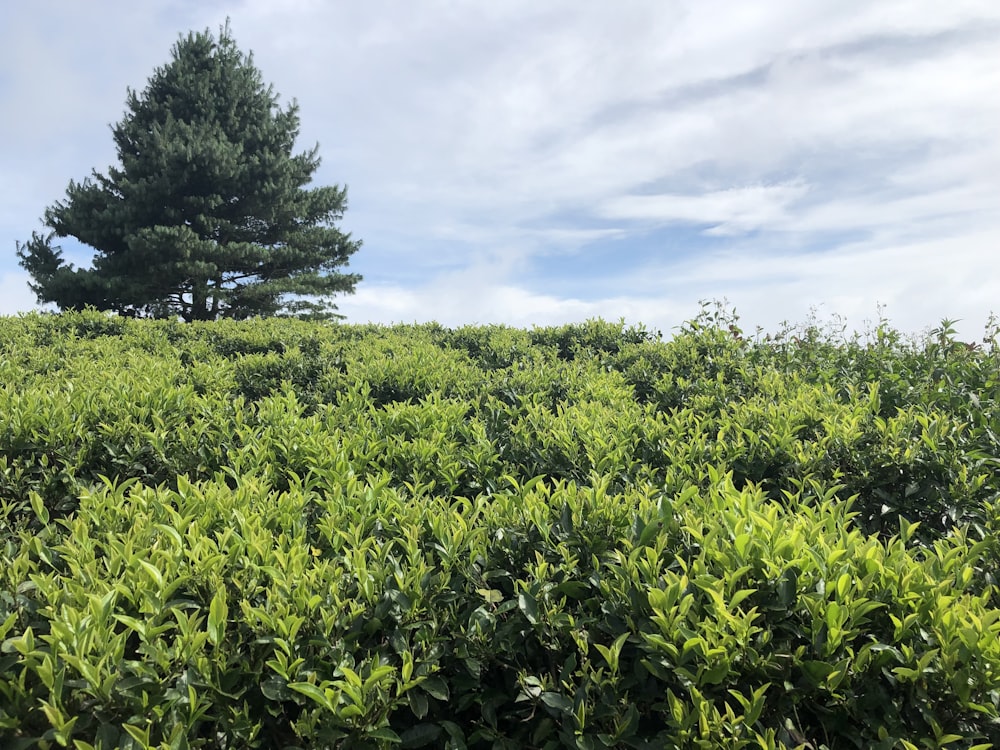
[191,282,208,322]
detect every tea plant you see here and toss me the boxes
[1,309,999,748]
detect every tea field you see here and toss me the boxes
[1,309,999,749]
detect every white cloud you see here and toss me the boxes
[337,278,687,332]
[338,221,1000,342]
[601,183,810,235]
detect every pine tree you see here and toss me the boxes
[17,22,361,321]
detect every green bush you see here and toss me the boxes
[1,310,999,748]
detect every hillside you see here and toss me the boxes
[1,309,999,749]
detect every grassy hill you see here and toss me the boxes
[1,309,999,748]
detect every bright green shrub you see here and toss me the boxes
[528,319,656,362]
[443,325,538,371]
[1,310,1000,748]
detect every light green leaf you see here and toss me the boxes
[208,589,227,646]
[477,588,504,604]
[288,682,332,709]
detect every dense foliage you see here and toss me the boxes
[1,308,999,749]
[16,23,360,321]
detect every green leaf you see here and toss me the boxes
[836,573,851,600]
[367,727,402,743]
[364,664,396,689]
[0,613,20,642]
[699,661,730,685]
[640,520,662,547]
[288,682,331,710]
[138,560,164,589]
[122,723,151,746]
[518,592,540,625]
[559,502,574,534]
[734,532,750,558]
[826,601,842,632]
[154,523,184,548]
[29,492,49,525]
[594,632,629,673]
[439,721,465,747]
[477,588,504,604]
[408,689,429,720]
[729,588,756,610]
[777,567,798,607]
[800,660,836,687]
[260,678,292,701]
[400,723,442,748]
[420,676,449,701]
[935,735,963,745]
[208,589,227,646]
[540,692,574,714]
[554,580,589,599]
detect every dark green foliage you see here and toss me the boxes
[2,309,1000,748]
[16,22,360,321]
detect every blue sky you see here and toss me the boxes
[2,1,999,337]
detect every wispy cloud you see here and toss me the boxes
[601,183,810,236]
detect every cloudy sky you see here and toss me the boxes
[2,2,999,337]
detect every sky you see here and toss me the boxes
[2,1,999,338]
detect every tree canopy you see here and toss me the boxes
[17,22,361,321]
